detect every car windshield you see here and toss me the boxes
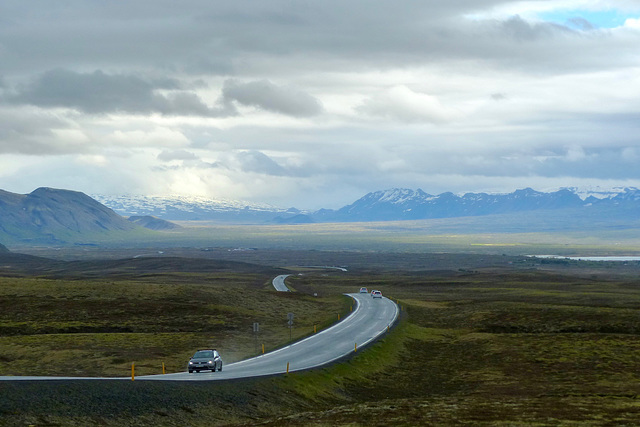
[193,350,214,358]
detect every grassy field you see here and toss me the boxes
[2,252,640,425]
[0,271,352,378]
[12,213,640,257]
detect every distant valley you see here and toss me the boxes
[1,186,640,246]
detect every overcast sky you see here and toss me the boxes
[1,1,640,209]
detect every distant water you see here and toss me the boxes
[530,255,640,262]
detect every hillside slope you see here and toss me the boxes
[0,187,139,244]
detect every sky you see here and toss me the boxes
[1,1,640,210]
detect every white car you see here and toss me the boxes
[371,290,382,298]
[359,287,368,293]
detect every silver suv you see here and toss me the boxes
[188,349,223,373]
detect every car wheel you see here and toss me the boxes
[188,369,193,373]
[219,365,223,371]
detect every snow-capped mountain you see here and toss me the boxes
[92,187,640,224]
[91,194,301,223]
[560,186,640,200]
[312,187,640,222]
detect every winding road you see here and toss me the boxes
[0,291,398,382]
[272,274,292,291]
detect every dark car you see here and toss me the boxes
[188,349,223,373]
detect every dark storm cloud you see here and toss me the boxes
[6,69,227,116]
[1,0,620,79]
[221,79,323,117]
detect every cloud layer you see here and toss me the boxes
[0,0,639,208]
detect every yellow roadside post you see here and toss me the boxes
[262,343,265,354]
[355,343,357,352]
[286,362,290,373]
[162,363,166,375]
[350,305,353,312]
[338,313,340,321]
[314,324,317,333]
[131,363,135,381]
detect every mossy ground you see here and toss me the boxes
[2,256,640,425]
[0,273,350,377]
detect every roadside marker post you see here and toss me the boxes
[338,313,340,321]
[355,343,357,353]
[287,313,294,344]
[131,363,135,381]
[286,362,290,373]
[253,322,260,355]
[314,324,317,334]
[162,362,165,375]
[262,343,265,354]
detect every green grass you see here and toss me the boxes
[0,273,347,377]
[248,267,640,425]
[4,254,640,425]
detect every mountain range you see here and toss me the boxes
[91,194,299,223]
[1,186,640,245]
[95,187,640,224]
[312,187,640,222]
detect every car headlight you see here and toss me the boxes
[208,360,213,364]
[189,361,193,365]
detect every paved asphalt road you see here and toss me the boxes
[0,292,398,382]
[272,274,292,291]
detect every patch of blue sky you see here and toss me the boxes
[539,9,635,29]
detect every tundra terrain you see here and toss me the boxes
[1,250,640,425]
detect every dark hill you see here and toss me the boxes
[127,215,181,230]
[0,187,138,244]
[0,251,283,278]
[271,214,315,224]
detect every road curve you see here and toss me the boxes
[0,293,398,382]
[272,274,292,291]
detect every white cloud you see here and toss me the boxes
[1,1,640,208]
[221,79,323,117]
[357,86,454,123]
[624,17,640,28]
[157,149,199,162]
[107,128,190,148]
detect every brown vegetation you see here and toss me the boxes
[2,251,640,425]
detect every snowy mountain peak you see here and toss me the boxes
[559,186,640,200]
[91,194,293,223]
[92,186,640,224]
[369,188,433,204]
